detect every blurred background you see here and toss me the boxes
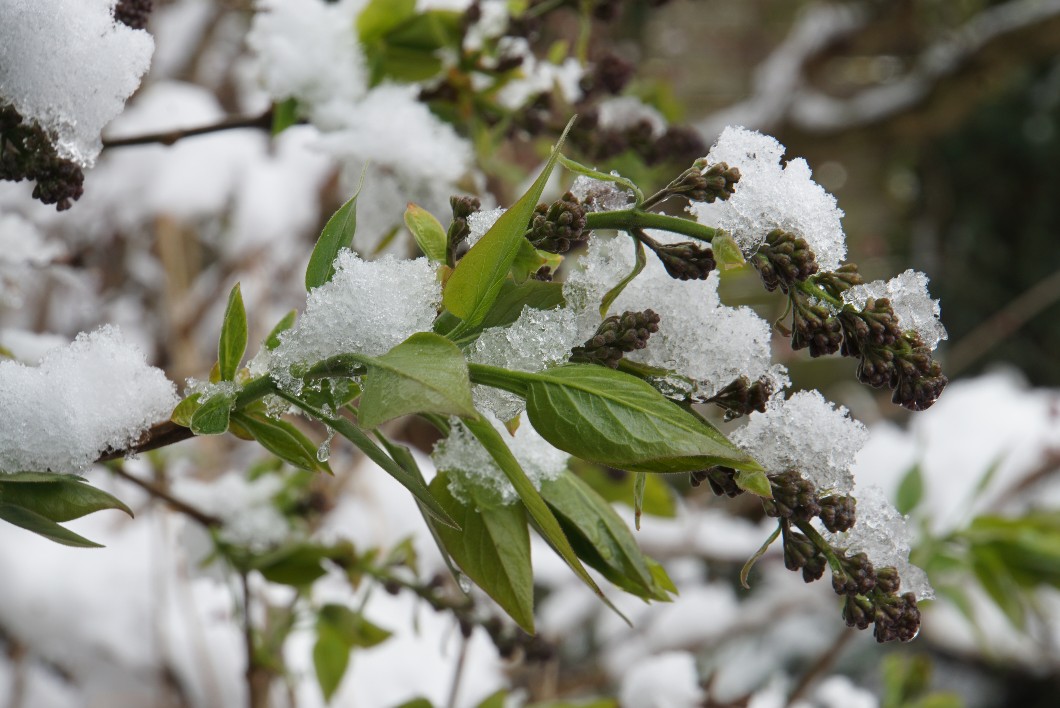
[1,1,1060,706]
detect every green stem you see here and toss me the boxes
[466,363,536,396]
[585,209,720,243]
[794,519,844,577]
[797,279,845,309]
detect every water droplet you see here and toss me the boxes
[317,426,335,462]
[457,573,472,594]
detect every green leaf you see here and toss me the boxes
[232,412,328,473]
[171,393,202,427]
[895,462,924,515]
[711,232,745,270]
[271,97,299,135]
[519,365,761,474]
[599,236,645,317]
[572,463,675,519]
[385,10,462,50]
[443,119,574,330]
[461,416,615,612]
[265,310,297,351]
[404,203,447,262]
[357,333,478,429]
[218,282,247,382]
[0,471,87,483]
[314,622,350,703]
[306,171,366,290]
[429,472,535,633]
[970,546,1025,629]
[735,469,773,498]
[557,154,642,205]
[190,390,235,436]
[252,542,331,586]
[319,604,391,648]
[540,472,670,601]
[357,0,416,44]
[277,392,458,529]
[0,503,102,547]
[478,279,566,331]
[476,691,508,708]
[0,476,132,522]
[394,700,435,708]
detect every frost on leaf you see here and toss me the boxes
[0,0,154,167]
[844,269,948,350]
[432,415,569,505]
[690,126,847,271]
[0,325,178,474]
[731,390,867,495]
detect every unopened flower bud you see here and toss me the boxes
[707,375,774,421]
[652,241,716,280]
[766,470,821,521]
[751,229,820,293]
[527,192,588,253]
[569,309,660,368]
[818,494,856,533]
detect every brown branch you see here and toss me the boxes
[785,628,857,707]
[109,463,222,528]
[97,420,197,463]
[101,109,282,149]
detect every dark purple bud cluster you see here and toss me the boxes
[570,309,660,368]
[751,229,820,293]
[113,0,152,29]
[447,195,481,262]
[651,240,716,281]
[781,527,828,582]
[527,192,589,253]
[0,105,84,211]
[765,470,821,521]
[567,110,707,168]
[661,160,741,205]
[706,375,773,421]
[689,466,743,498]
[579,53,636,96]
[818,494,857,533]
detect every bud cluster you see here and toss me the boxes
[706,375,773,421]
[114,0,152,29]
[568,109,708,168]
[750,229,820,293]
[570,309,661,368]
[579,53,636,97]
[689,466,742,497]
[527,192,589,253]
[447,195,481,263]
[0,105,85,211]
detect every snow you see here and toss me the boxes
[0,0,154,167]
[432,415,569,504]
[467,207,506,246]
[731,390,867,494]
[690,127,847,271]
[822,485,933,600]
[619,651,704,708]
[172,471,289,551]
[564,234,784,400]
[263,253,441,392]
[0,325,178,474]
[570,175,636,212]
[467,305,581,421]
[494,37,584,110]
[0,212,63,266]
[597,96,668,137]
[844,268,947,350]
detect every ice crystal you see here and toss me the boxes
[844,269,947,350]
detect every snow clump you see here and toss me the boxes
[173,472,290,551]
[731,390,867,495]
[0,325,178,474]
[690,126,847,271]
[844,268,947,350]
[0,0,155,167]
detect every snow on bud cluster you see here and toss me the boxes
[690,126,847,271]
[565,234,784,401]
[0,326,178,474]
[844,269,947,350]
[731,390,867,495]
[263,252,441,391]
[823,485,934,601]
[0,0,154,167]
[432,415,569,504]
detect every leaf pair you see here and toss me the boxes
[0,472,132,547]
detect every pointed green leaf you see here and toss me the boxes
[232,412,329,473]
[271,97,300,135]
[519,365,761,474]
[735,469,773,498]
[314,622,350,703]
[478,279,566,331]
[711,232,745,270]
[306,173,365,290]
[895,462,924,515]
[404,203,447,262]
[633,471,646,530]
[461,416,614,609]
[171,393,202,427]
[0,503,102,547]
[358,333,477,429]
[429,472,535,633]
[540,472,671,601]
[0,476,132,522]
[557,154,642,205]
[572,463,676,519]
[252,542,330,586]
[190,390,235,436]
[265,310,297,351]
[276,391,458,529]
[443,120,574,329]
[0,471,86,483]
[218,283,247,382]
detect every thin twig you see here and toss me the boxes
[445,634,469,708]
[785,628,856,706]
[109,463,222,528]
[101,109,280,149]
[97,420,196,462]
